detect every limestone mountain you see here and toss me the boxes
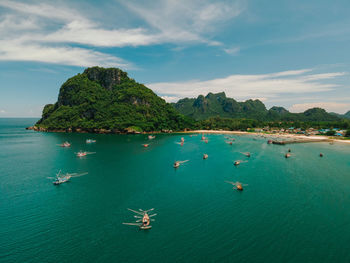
[331,110,350,120]
[173,92,268,120]
[36,67,192,132]
[173,92,340,122]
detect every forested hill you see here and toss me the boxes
[330,111,350,120]
[35,67,192,132]
[173,92,340,122]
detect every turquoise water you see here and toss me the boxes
[1,118,350,263]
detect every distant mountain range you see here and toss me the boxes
[330,111,350,120]
[173,92,341,122]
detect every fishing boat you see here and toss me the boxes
[285,153,291,158]
[173,160,189,168]
[203,154,208,159]
[77,151,87,157]
[48,170,88,185]
[86,139,96,143]
[123,208,157,230]
[173,161,180,168]
[148,135,155,140]
[242,152,251,157]
[76,151,96,157]
[180,137,185,142]
[267,140,273,144]
[320,153,323,157]
[60,141,71,147]
[226,181,247,191]
[226,141,233,145]
[234,161,240,166]
[143,144,149,147]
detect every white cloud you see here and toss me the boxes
[223,46,240,55]
[0,110,5,113]
[0,1,130,67]
[160,96,182,103]
[0,40,129,67]
[0,0,244,66]
[289,102,350,114]
[123,0,244,46]
[148,69,346,103]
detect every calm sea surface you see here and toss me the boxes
[1,118,350,263]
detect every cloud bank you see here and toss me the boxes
[149,69,346,103]
[0,0,243,67]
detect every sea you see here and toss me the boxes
[1,118,350,263]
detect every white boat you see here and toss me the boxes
[77,151,87,157]
[49,170,88,185]
[76,151,96,157]
[60,142,71,147]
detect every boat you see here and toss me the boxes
[148,135,155,140]
[173,160,189,168]
[143,144,149,147]
[180,137,185,142]
[49,170,88,185]
[60,141,71,147]
[203,154,208,159]
[53,172,71,185]
[76,151,96,157]
[86,139,96,143]
[285,153,291,158]
[288,149,291,152]
[226,141,233,145]
[234,161,240,166]
[320,153,323,157]
[173,161,180,168]
[242,152,251,157]
[77,151,87,157]
[267,140,273,144]
[225,181,247,191]
[123,208,157,230]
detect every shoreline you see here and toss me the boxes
[26,126,350,144]
[181,130,350,144]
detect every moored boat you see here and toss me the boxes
[60,141,71,147]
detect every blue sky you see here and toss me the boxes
[0,0,349,117]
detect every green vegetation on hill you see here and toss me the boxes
[36,67,193,132]
[173,92,341,122]
[173,92,268,120]
[194,117,350,131]
[330,111,350,120]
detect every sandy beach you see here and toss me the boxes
[182,130,350,144]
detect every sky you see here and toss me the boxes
[0,0,350,117]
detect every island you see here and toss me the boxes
[29,67,350,137]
